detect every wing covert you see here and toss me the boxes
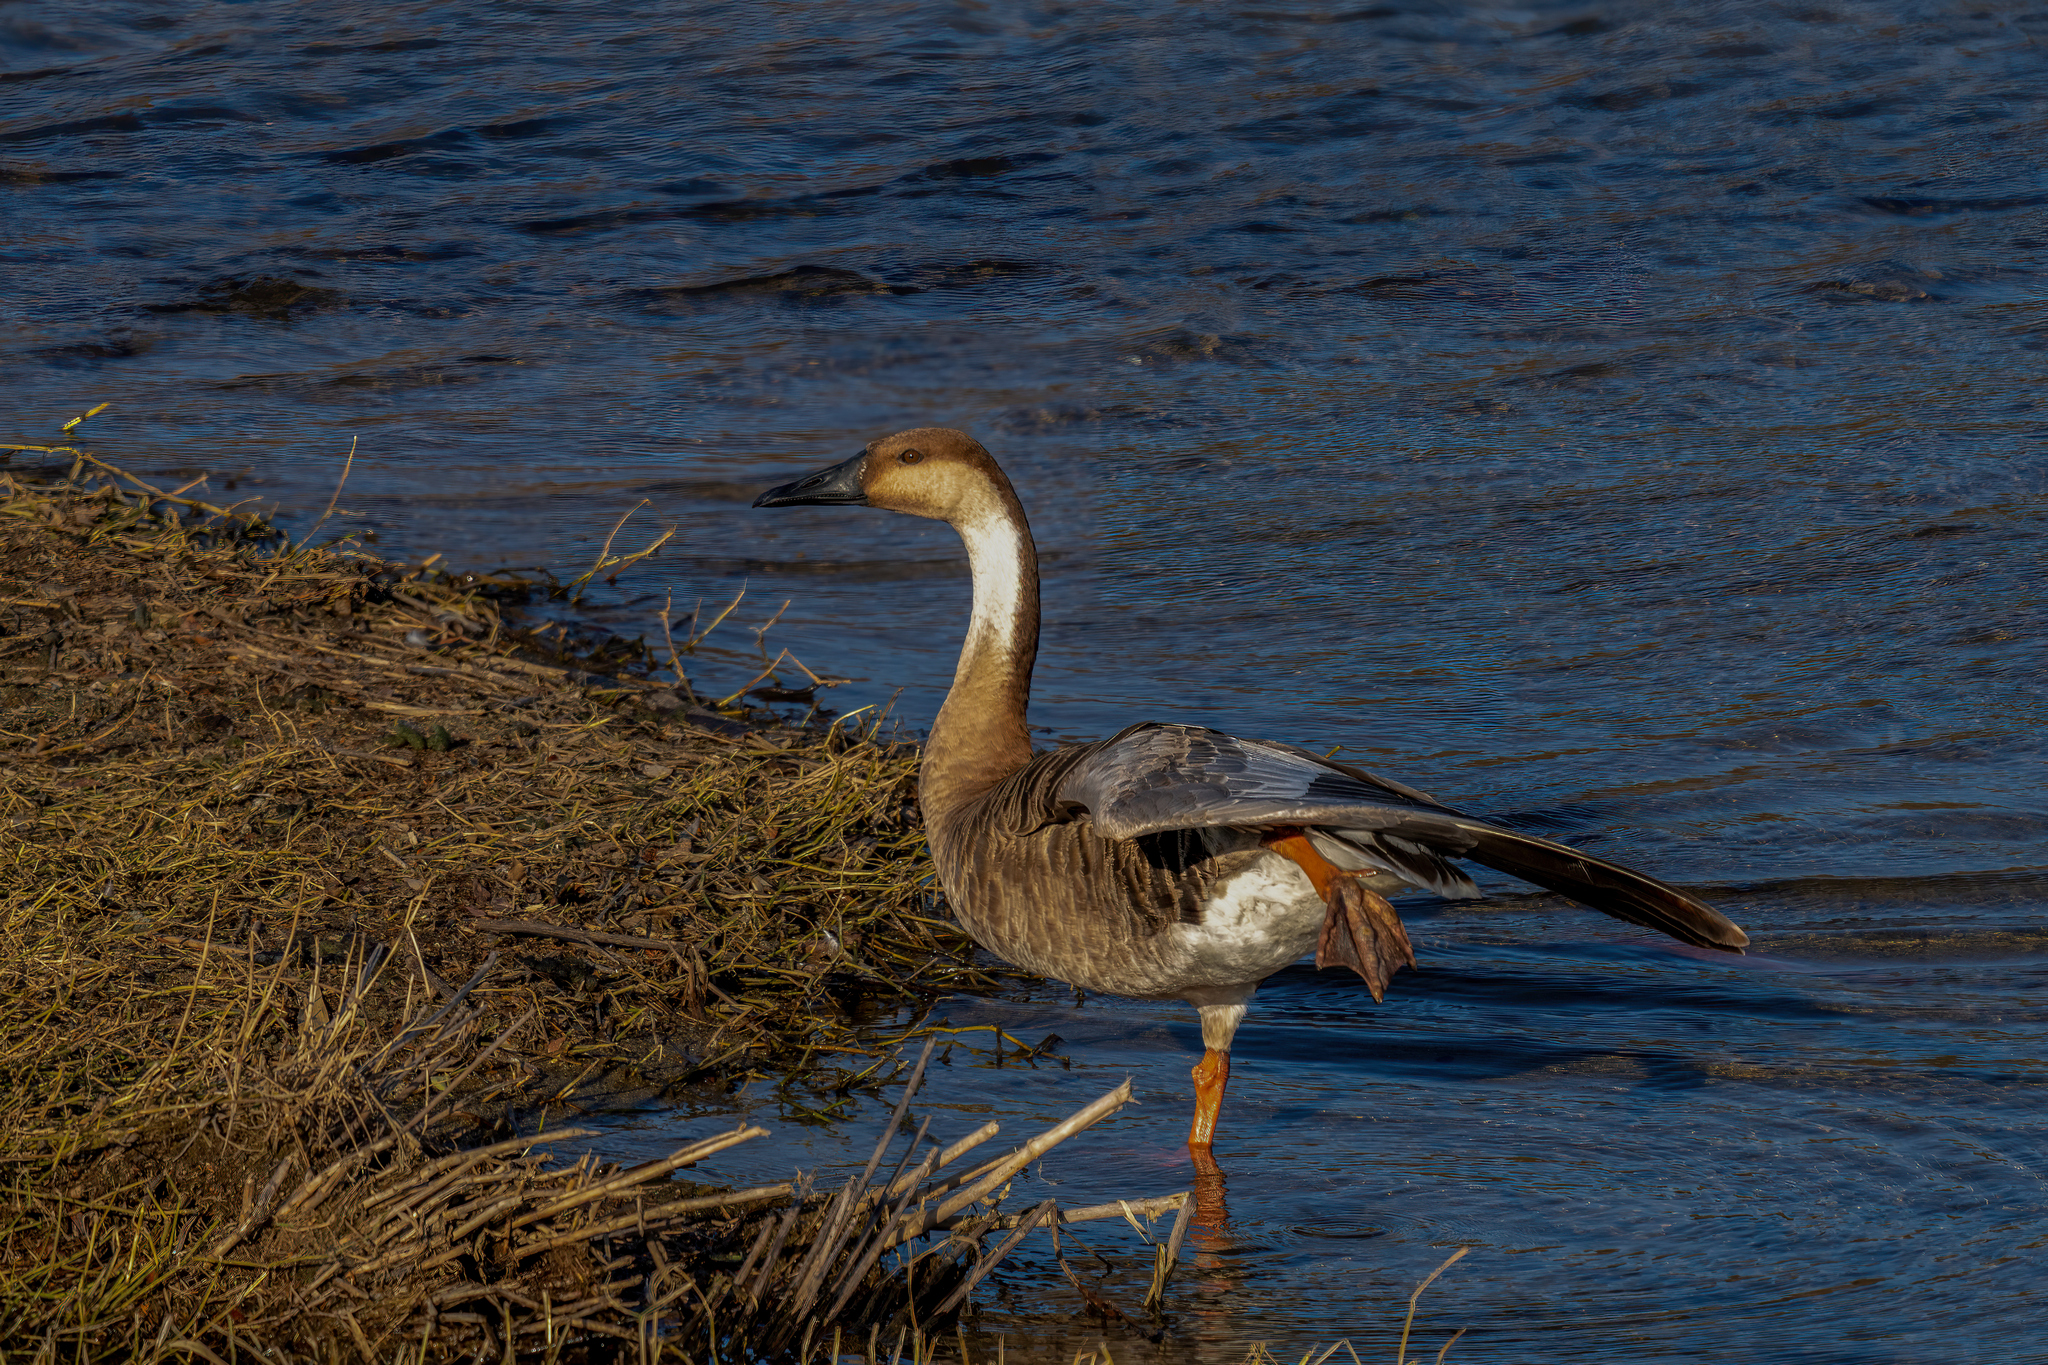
[1055,722,1470,843]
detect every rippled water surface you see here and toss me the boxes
[8,2,2047,1359]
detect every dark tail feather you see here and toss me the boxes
[1457,825,1748,953]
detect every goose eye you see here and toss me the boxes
[897,450,924,465]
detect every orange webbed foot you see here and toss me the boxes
[1315,873,1415,1002]
[1263,827,1417,1001]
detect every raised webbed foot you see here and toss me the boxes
[1315,871,1415,1002]
[1263,826,1417,1001]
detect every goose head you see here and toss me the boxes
[754,425,1043,801]
[752,427,1018,524]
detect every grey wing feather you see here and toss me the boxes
[1058,723,1467,843]
[1054,723,1748,953]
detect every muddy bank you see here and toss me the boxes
[0,447,1185,1361]
[0,443,990,1107]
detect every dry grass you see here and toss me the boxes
[0,441,1010,1109]
[1230,1247,1471,1365]
[0,443,1189,1360]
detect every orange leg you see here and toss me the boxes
[1187,1047,1231,1149]
[1261,828,1344,898]
[1262,827,1417,1002]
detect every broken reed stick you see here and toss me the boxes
[510,1181,798,1260]
[205,1153,295,1257]
[932,1198,1058,1319]
[506,1125,766,1230]
[863,1037,936,1187]
[818,1126,945,1325]
[1397,1246,1473,1365]
[817,1110,975,1328]
[863,1121,1001,1213]
[741,1063,1171,1354]
[882,1079,1137,1250]
[974,1192,1186,1234]
[1147,1183,1199,1310]
[782,1044,943,1329]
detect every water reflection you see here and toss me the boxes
[1189,1145,1229,1231]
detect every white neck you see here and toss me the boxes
[948,513,1028,695]
[921,491,1040,817]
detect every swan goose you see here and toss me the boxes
[755,428,1747,1154]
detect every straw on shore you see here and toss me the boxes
[0,441,1190,1360]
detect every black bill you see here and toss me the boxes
[753,453,868,508]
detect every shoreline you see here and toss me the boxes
[0,447,1187,1360]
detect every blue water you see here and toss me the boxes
[7,3,2047,1359]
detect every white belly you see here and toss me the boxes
[1163,849,1416,992]
[1165,857,1325,989]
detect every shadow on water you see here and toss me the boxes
[8,2,2047,1359]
